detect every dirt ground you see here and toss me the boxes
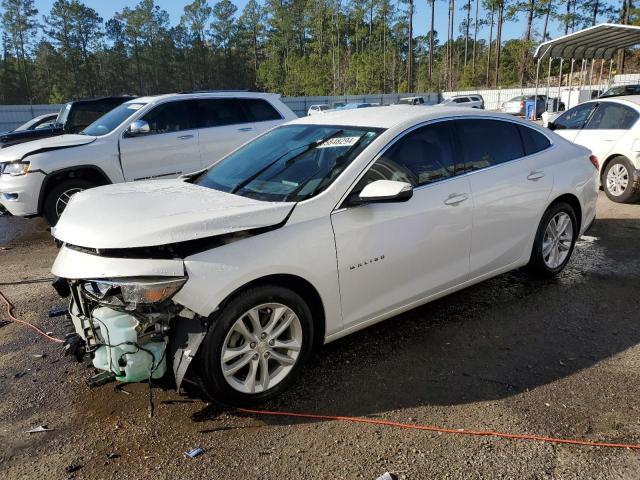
[1,192,639,480]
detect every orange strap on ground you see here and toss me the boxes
[237,408,640,451]
[0,290,64,344]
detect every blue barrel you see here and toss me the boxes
[525,100,537,119]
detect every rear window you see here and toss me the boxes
[196,99,247,127]
[457,119,525,170]
[241,98,282,122]
[518,125,551,155]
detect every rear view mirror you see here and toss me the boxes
[356,180,413,204]
[126,119,150,137]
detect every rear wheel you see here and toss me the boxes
[602,156,640,203]
[199,285,314,406]
[42,178,96,226]
[527,202,577,278]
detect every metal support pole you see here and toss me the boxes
[567,59,575,109]
[557,58,564,110]
[546,57,552,112]
[533,59,540,120]
[598,59,604,89]
[579,59,586,91]
[589,59,595,88]
[608,58,614,85]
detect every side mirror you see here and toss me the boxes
[355,180,413,204]
[547,121,557,131]
[125,119,150,137]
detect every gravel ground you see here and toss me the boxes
[1,192,639,480]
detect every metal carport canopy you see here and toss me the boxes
[534,23,640,61]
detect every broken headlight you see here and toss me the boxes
[81,277,186,308]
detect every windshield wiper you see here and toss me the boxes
[229,129,344,195]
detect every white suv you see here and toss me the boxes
[0,92,296,224]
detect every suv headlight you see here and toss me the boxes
[2,161,30,176]
[81,277,187,308]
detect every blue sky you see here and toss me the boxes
[32,0,566,42]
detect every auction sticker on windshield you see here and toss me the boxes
[317,136,361,148]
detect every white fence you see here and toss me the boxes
[0,104,61,132]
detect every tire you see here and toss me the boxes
[42,178,96,226]
[602,156,640,203]
[527,201,578,278]
[198,285,314,406]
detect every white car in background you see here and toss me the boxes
[307,105,330,115]
[51,107,597,406]
[0,92,296,224]
[439,95,485,109]
[548,95,640,203]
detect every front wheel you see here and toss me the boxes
[198,285,314,406]
[527,202,577,278]
[42,178,96,226]
[602,156,640,203]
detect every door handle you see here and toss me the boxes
[443,193,469,206]
[527,170,545,181]
[177,134,194,140]
[238,127,253,132]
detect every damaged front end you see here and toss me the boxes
[51,246,207,390]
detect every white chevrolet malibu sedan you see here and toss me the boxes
[50,106,598,405]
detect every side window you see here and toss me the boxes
[553,103,596,130]
[456,119,525,170]
[356,121,460,189]
[519,125,551,155]
[584,103,639,130]
[142,101,195,134]
[196,99,247,128]
[453,97,470,103]
[242,99,282,122]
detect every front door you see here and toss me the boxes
[573,101,639,163]
[120,100,201,181]
[331,120,472,329]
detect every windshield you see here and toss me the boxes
[56,103,71,125]
[82,102,146,136]
[195,124,383,202]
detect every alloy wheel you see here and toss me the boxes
[542,212,573,269]
[220,303,302,394]
[55,187,84,217]
[606,163,629,197]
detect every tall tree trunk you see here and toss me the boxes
[619,0,631,73]
[486,4,495,87]
[592,0,599,25]
[494,0,504,87]
[471,0,478,80]
[520,0,535,86]
[564,0,570,35]
[542,0,551,41]
[408,0,414,91]
[429,0,434,83]
[464,0,470,68]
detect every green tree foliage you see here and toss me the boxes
[0,0,626,103]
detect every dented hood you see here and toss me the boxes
[0,134,96,162]
[52,179,294,249]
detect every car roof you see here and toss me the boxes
[290,105,502,129]
[582,95,640,108]
[128,91,281,104]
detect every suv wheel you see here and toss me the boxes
[43,178,96,226]
[527,202,577,278]
[199,285,314,406]
[603,156,640,203]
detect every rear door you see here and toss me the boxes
[195,98,256,168]
[551,101,598,143]
[573,102,639,162]
[120,100,201,181]
[331,120,472,329]
[239,98,286,134]
[457,118,554,278]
